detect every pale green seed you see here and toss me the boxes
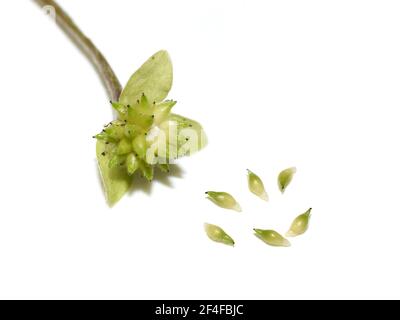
[205,191,242,212]
[140,161,154,181]
[204,223,235,246]
[108,154,124,169]
[104,123,125,141]
[278,167,297,193]
[127,107,154,129]
[253,229,291,247]
[124,124,139,139]
[132,134,147,159]
[95,132,115,142]
[286,208,312,237]
[247,169,268,201]
[116,138,133,155]
[126,153,139,175]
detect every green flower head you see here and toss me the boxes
[95,51,207,206]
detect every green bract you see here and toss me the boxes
[95,51,207,206]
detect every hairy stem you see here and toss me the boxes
[33,0,122,101]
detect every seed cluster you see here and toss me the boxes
[94,93,177,181]
[204,167,312,247]
[94,50,207,206]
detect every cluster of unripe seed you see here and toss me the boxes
[93,50,207,206]
[204,167,312,247]
[95,93,183,180]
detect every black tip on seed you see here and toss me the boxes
[151,115,155,118]
[101,152,106,156]
[205,192,209,194]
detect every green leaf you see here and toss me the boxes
[96,140,132,206]
[119,50,173,106]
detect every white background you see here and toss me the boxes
[0,0,399,299]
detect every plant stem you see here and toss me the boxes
[32,0,122,101]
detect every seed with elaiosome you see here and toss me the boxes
[278,167,297,193]
[205,191,242,212]
[204,223,235,246]
[247,169,268,201]
[286,208,312,237]
[253,229,291,247]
